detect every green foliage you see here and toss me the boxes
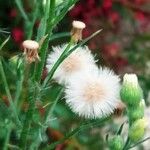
[108,135,124,150]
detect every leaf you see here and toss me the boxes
[117,121,126,135]
[0,36,10,51]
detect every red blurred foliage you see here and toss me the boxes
[2,95,9,106]
[11,27,24,44]
[69,0,149,72]
[103,43,120,57]
[102,0,112,12]
[9,8,17,18]
[135,11,146,21]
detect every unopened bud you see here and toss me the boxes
[129,118,147,142]
[108,135,124,150]
[127,103,144,122]
[120,74,143,106]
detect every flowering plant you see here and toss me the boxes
[0,0,150,149]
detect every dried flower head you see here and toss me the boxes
[65,67,120,119]
[22,40,40,63]
[71,20,86,42]
[46,44,96,84]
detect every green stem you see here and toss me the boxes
[14,0,29,21]
[30,87,64,149]
[27,2,39,39]
[53,0,79,26]
[123,137,130,150]
[42,41,73,87]
[46,117,110,149]
[128,137,150,149]
[49,0,56,21]
[49,32,70,41]
[3,125,12,150]
[0,36,10,51]
[0,59,21,127]
[14,77,24,108]
[45,87,64,124]
[19,84,37,149]
[34,33,52,82]
[34,0,56,82]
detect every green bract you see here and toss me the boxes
[129,118,147,142]
[108,135,124,150]
[127,104,144,122]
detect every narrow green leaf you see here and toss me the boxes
[0,36,10,51]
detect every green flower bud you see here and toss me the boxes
[129,118,147,142]
[120,74,143,106]
[108,135,124,150]
[128,101,145,122]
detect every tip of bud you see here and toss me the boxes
[22,40,39,50]
[123,74,138,86]
[72,20,86,29]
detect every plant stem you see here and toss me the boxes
[0,36,10,51]
[123,137,130,150]
[3,125,12,150]
[42,41,73,87]
[49,0,56,21]
[49,32,70,41]
[128,137,150,149]
[46,117,110,149]
[27,2,39,39]
[34,0,56,82]
[14,76,24,108]
[14,0,29,21]
[30,87,64,149]
[0,59,21,127]
[45,87,64,124]
[19,84,37,149]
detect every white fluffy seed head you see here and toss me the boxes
[46,44,96,84]
[65,67,121,119]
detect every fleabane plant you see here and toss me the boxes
[0,0,149,149]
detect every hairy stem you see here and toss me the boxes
[128,137,150,149]
[47,117,110,149]
[19,84,37,149]
[0,59,21,127]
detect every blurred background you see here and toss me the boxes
[0,0,150,149]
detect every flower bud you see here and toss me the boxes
[108,135,124,150]
[120,74,143,106]
[129,118,147,142]
[127,100,145,122]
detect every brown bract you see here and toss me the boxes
[22,40,40,63]
[71,20,86,43]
